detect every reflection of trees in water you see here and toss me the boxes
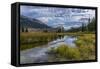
[58,35,64,39]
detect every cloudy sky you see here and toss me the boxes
[20,5,95,30]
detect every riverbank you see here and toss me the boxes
[20,32,63,50]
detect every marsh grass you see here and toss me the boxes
[47,34,95,60]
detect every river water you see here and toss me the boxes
[20,35,77,64]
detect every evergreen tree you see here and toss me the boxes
[22,27,24,32]
[82,23,85,32]
[25,28,28,32]
[87,18,95,32]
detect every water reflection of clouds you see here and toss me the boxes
[48,36,76,48]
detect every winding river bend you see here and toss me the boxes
[20,35,77,64]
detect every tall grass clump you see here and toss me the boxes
[47,44,81,60]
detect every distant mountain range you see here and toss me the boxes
[20,15,51,29]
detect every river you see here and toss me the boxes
[20,35,77,64]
